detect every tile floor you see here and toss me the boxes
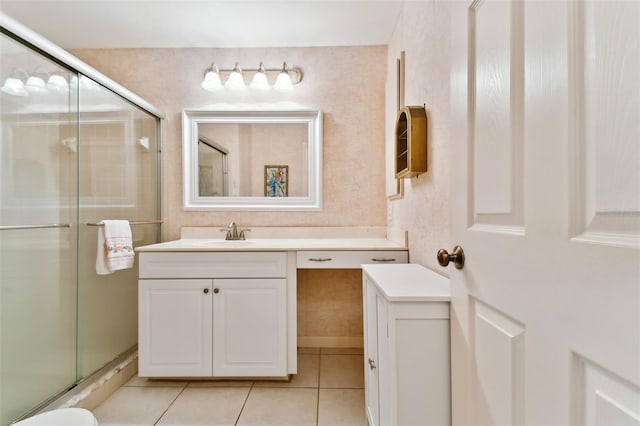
[93,348,366,426]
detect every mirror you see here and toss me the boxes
[182,109,322,210]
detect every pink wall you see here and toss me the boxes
[385,1,453,275]
[72,18,453,274]
[71,46,388,240]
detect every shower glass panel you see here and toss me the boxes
[0,34,78,425]
[0,25,161,424]
[198,139,228,196]
[77,76,159,377]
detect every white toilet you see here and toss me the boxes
[13,408,97,426]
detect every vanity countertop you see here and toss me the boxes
[136,237,407,252]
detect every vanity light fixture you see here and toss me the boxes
[2,69,83,96]
[273,62,294,92]
[1,77,29,96]
[201,61,303,92]
[201,63,223,91]
[46,73,69,92]
[1,69,29,96]
[225,62,246,90]
[70,75,101,91]
[250,62,270,90]
[25,75,47,93]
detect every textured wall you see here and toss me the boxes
[71,46,388,240]
[386,1,452,275]
[297,269,363,345]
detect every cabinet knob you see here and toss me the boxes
[368,358,376,370]
[203,288,209,294]
[213,288,220,294]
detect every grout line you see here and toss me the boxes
[125,384,187,388]
[235,382,254,425]
[316,353,321,426]
[153,384,187,425]
[318,386,365,390]
[252,385,318,389]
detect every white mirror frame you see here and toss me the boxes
[182,109,323,211]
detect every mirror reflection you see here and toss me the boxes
[197,122,308,197]
[198,137,228,196]
[182,109,322,211]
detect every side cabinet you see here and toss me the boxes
[138,252,287,378]
[362,264,451,426]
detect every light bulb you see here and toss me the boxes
[273,64,293,92]
[201,63,223,91]
[25,76,47,93]
[46,74,69,92]
[250,62,270,90]
[71,75,101,91]
[225,62,245,90]
[1,77,29,96]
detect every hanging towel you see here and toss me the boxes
[96,220,134,275]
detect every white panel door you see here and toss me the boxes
[212,278,286,377]
[138,279,213,377]
[450,1,640,425]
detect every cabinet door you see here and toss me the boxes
[212,278,286,376]
[138,279,213,377]
[363,278,380,426]
[375,288,390,425]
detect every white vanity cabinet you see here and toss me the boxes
[138,252,287,378]
[362,264,451,426]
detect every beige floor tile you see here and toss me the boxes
[254,354,319,388]
[188,380,254,388]
[297,347,320,354]
[319,354,364,388]
[237,388,318,425]
[156,387,250,425]
[321,347,364,355]
[125,375,188,387]
[93,386,182,425]
[318,388,367,426]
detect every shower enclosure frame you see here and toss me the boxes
[1,12,164,423]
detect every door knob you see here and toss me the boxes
[213,288,220,294]
[437,246,465,269]
[203,288,209,294]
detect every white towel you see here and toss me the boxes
[96,220,134,275]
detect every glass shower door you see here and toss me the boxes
[0,34,78,425]
[76,75,160,378]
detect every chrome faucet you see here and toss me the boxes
[221,221,250,240]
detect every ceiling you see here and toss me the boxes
[0,0,404,49]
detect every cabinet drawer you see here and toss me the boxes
[296,250,408,269]
[139,252,287,278]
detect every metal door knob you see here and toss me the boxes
[203,288,209,294]
[437,246,465,269]
[213,288,220,294]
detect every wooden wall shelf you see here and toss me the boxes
[394,106,427,179]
